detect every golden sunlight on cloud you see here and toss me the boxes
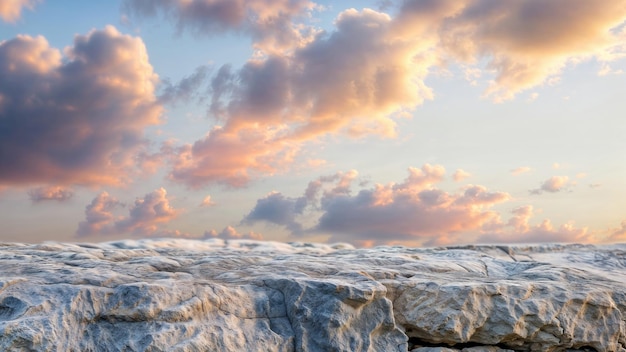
[0,0,38,23]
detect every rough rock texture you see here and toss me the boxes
[0,239,625,352]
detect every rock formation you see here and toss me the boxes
[0,239,625,351]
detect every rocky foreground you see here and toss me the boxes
[1,240,625,352]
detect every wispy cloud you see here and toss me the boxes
[122,0,319,52]
[511,167,532,176]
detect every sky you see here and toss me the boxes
[0,0,625,247]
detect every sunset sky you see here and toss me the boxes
[1,0,625,246]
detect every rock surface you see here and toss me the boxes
[0,239,625,351]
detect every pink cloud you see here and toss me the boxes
[0,26,162,187]
[0,0,39,23]
[76,192,123,237]
[28,186,74,203]
[478,206,591,244]
[76,188,180,237]
[167,126,299,188]
[530,176,571,195]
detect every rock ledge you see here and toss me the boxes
[1,239,625,352]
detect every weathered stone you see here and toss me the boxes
[0,239,624,351]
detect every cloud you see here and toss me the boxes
[478,206,591,244]
[76,192,123,237]
[315,177,510,247]
[165,8,435,188]
[200,195,216,207]
[241,170,360,235]
[163,2,626,187]
[0,26,162,187]
[243,165,510,247]
[166,126,299,188]
[452,169,471,182]
[76,188,180,237]
[158,65,211,105]
[607,221,626,242]
[221,8,433,138]
[0,0,39,23]
[530,176,570,195]
[204,226,263,240]
[396,0,626,100]
[28,186,74,202]
[122,0,319,52]
[511,167,531,175]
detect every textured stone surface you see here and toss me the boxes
[0,239,625,351]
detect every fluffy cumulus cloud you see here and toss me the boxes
[28,186,74,203]
[123,0,318,52]
[242,165,600,246]
[530,176,571,195]
[76,188,180,237]
[478,206,590,244]
[243,165,514,246]
[315,169,510,247]
[0,0,39,23]
[160,1,626,187]
[164,7,437,188]
[0,26,162,187]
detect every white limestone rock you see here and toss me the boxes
[0,240,625,351]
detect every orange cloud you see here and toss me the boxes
[396,0,626,100]
[0,26,162,187]
[167,126,299,188]
[0,0,39,23]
